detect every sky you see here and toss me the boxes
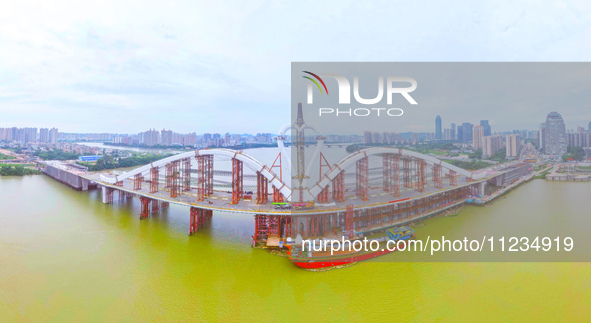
[1,0,591,134]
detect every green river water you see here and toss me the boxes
[1,175,590,321]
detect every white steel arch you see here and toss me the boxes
[99,149,292,200]
[308,147,486,198]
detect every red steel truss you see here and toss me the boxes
[433,163,443,189]
[416,158,426,192]
[115,181,123,187]
[403,156,412,188]
[318,185,330,203]
[182,157,191,191]
[332,171,345,203]
[195,153,213,201]
[270,153,282,182]
[383,153,401,197]
[106,187,114,204]
[318,152,332,203]
[345,205,354,237]
[273,186,284,203]
[256,172,268,204]
[151,199,160,213]
[447,170,457,186]
[231,158,243,204]
[254,214,269,242]
[168,160,181,198]
[189,208,213,235]
[165,162,171,188]
[133,173,142,190]
[269,215,279,237]
[356,156,369,201]
[283,216,292,239]
[140,196,150,219]
[189,207,199,235]
[150,166,159,193]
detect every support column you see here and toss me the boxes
[256,172,268,204]
[273,186,284,203]
[231,158,243,204]
[356,156,368,201]
[416,159,425,193]
[345,205,354,238]
[196,154,214,201]
[150,166,159,193]
[182,157,191,191]
[448,170,457,186]
[433,163,442,189]
[254,214,269,242]
[133,173,142,190]
[403,157,412,188]
[332,171,345,203]
[140,196,150,219]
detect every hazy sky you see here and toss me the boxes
[1,0,591,134]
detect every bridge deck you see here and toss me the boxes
[83,171,484,215]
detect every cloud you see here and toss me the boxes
[0,0,591,133]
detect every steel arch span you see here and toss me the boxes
[307,147,486,199]
[99,148,292,200]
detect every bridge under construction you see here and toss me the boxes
[38,103,527,246]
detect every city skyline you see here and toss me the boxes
[3,2,591,133]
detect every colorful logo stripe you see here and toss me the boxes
[302,71,328,95]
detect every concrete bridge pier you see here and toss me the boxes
[101,186,108,204]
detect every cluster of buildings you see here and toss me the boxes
[435,111,590,160]
[363,131,434,145]
[0,127,59,145]
[111,129,277,147]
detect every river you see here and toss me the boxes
[1,167,591,320]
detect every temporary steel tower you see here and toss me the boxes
[294,103,307,202]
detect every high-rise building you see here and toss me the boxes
[49,128,59,145]
[544,112,567,156]
[39,128,49,143]
[480,120,491,137]
[450,123,456,141]
[482,135,503,158]
[588,121,591,133]
[363,131,372,144]
[435,115,442,140]
[444,129,452,140]
[462,123,473,143]
[506,134,521,158]
[472,125,484,150]
[372,132,380,144]
[539,123,546,151]
[161,129,173,146]
[142,129,160,146]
